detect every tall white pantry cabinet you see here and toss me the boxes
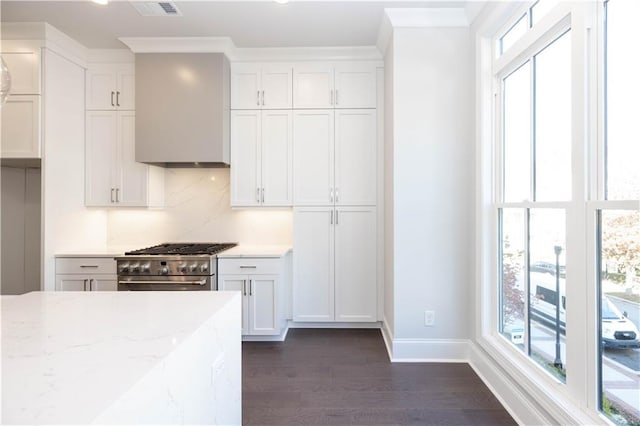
[291,62,378,323]
[230,61,379,323]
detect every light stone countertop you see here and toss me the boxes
[216,244,292,258]
[1,291,241,425]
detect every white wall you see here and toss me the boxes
[389,27,473,341]
[42,49,108,291]
[383,36,395,335]
[107,168,292,248]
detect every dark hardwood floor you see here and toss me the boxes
[242,329,516,426]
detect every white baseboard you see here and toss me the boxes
[390,338,470,362]
[287,321,382,329]
[381,316,394,361]
[242,326,289,342]
[467,343,551,426]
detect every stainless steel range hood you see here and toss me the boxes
[135,53,230,167]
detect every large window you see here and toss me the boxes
[498,28,571,383]
[490,0,640,424]
[598,1,640,424]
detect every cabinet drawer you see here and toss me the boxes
[218,258,281,275]
[55,257,117,275]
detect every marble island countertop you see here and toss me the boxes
[1,291,241,425]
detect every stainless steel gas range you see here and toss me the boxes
[115,243,237,291]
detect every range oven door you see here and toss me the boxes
[117,275,213,291]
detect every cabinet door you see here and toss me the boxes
[2,51,41,95]
[116,111,148,206]
[1,95,41,158]
[86,65,117,110]
[249,276,279,335]
[293,207,334,322]
[261,66,292,109]
[261,110,292,206]
[230,65,261,109]
[55,275,89,291]
[231,111,261,206]
[116,66,135,110]
[85,111,117,206]
[334,64,377,109]
[219,275,250,335]
[89,276,118,291]
[334,207,377,322]
[334,110,377,206]
[293,65,334,108]
[293,110,334,206]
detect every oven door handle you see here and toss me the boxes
[118,279,207,286]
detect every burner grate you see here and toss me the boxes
[125,243,237,256]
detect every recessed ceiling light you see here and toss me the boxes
[274,0,290,4]
[92,0,108,5]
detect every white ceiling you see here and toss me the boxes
[0,1,484,49]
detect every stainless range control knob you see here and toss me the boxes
[140,263,150,273]
[199,264,208,273]
[131,263,140,273]
[178,264,188,273]
[119,263,130,273]
[160,266,169,275]
[189,264,198,272]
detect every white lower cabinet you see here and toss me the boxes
[293,206,376,322]
[219,257,283,336]
[55,257,117,291]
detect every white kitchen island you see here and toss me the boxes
[1,291,241,425]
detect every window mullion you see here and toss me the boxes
[531,58,537,202]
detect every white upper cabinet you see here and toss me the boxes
[1,95,41,159]
[86,63,135,110]
[293,109,376,207]
[231,64,292,109]
[231,110,292,207]
[1,44,42,159]
[334,64,377,109]
[86,111,162,207]
[334,109,377,205]
[2,50,41,95]
[293,65,334,109]
[293,62,377,109]
[293,110,334,206]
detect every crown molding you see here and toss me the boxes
[118,36,236,55]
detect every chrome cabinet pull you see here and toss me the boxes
[335,89,339,105]
[116,91,120,107]
[336,210,339,225]
[257,91,260,106]
[330,188,334,203]
[243,280,247,296]
[80,265,99,268]
[256,187,260,203]
[115,188,120,203]
[111,91,115,107]
[261,187,265,203]
[89,279,94,291]
[83,279,88,291]
[261,90,265,106]
[240,266,257,269]
[335,187,339,203]
[110,188,115,203]
[249,280,253,296]
[330,210,333,224]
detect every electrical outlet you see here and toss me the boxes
[424,310,435,326]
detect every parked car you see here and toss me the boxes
[530,261,566,275]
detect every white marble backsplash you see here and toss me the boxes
[107,168,293,247]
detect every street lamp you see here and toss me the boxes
[553,245,563,369]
